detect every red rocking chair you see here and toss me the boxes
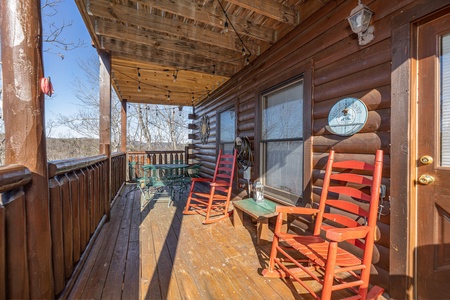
[263,150,384,300]
[183,149,237,224]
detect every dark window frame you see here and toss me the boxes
[259,78,304,205]
[254,62,312,207]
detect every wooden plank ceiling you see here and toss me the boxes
[75,0,328,107]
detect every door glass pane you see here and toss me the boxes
[219,109,235,154]
[265,141,303,196]
[262,83,303,140]
[222,143,234,154]
[220,110,235,143]
[441,33,450,166]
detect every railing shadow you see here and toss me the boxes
[139,183,187,299]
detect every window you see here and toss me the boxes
[219,109,236,154]
[261,79,303,205]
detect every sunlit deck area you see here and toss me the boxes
[67,184,309,300]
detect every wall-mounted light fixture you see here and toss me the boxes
[347,0,374,46]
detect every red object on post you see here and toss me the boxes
[40,77,54,96]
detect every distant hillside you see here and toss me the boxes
[47,137,100,161]
[0,134,187,164]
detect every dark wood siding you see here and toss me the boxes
[190,0,427,292]
[193,0,450,289]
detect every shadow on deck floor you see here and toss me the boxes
[67,183,382,300]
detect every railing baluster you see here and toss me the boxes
[56,174,74,280]
[0,203,5,300]
[48,178,65,294]
[4,190,30,299]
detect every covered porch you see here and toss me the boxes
[66,183,358,300]
[5,0,450,299]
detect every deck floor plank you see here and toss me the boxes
[101,189,135,299]
[209,218,303,300]
[157,205,204,300]
[140,201,163,300]
[148,204,182,299]
[175,209,241,299]
[68,183,371,300]
[68,188,129,299]
[80,189,133,299]
[122,189,141,300]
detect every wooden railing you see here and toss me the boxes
[128,148,189,180]
[0,153,127,299]
[112,152,126,197]
[0,165,32,299]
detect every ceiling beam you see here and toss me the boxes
[104,37,239,77]
[113,67,228,91]
[87,0,254,53]
[226,0,298,25]
[117,88,205,106]
[112,76,222,95]
[95,19,245,66]
[137,0,277,43]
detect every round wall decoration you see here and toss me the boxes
[199,115,210,144]
[327,97,368,136]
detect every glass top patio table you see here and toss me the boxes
[141,163,189,206]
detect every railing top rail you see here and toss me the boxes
[0,164,32,193]
[127,150,184,155]
[48,154,107,177]
[111,152,126,158]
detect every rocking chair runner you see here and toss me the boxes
[263,150,384,300]
[183,149,237,224]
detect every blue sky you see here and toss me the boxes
[43,0,97,137]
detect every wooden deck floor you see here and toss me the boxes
[67,183,368,300]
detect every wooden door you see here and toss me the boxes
[416,11,450,298]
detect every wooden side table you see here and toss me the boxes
[232,198,287,245]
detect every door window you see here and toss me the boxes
[218,109,236,154]
[441,33,450,166]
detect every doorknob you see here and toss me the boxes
[418,174,435,185]
[420,155,433,165]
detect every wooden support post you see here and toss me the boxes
[121,100,127,153]
[1,0,54,297]
[121,100,127,182]
[99,51,111,221]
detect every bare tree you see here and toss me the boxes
[41,0,85,59]
[55,55,122,151]
[127,104,190,151]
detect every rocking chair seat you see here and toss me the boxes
[278,233,362,267]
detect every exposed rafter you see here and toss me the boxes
[75,0,327,107]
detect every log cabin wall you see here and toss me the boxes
[191,0,419,292]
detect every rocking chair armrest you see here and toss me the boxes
[325,226,371,242]
[275,206,319,215]
[191,178,212,183]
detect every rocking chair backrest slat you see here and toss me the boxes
[328,186,372,202]
[217,173,232,179]
[322,213,361,228]
[332,160,375,171]
[324,200,370,218]
[330,173,373,185]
